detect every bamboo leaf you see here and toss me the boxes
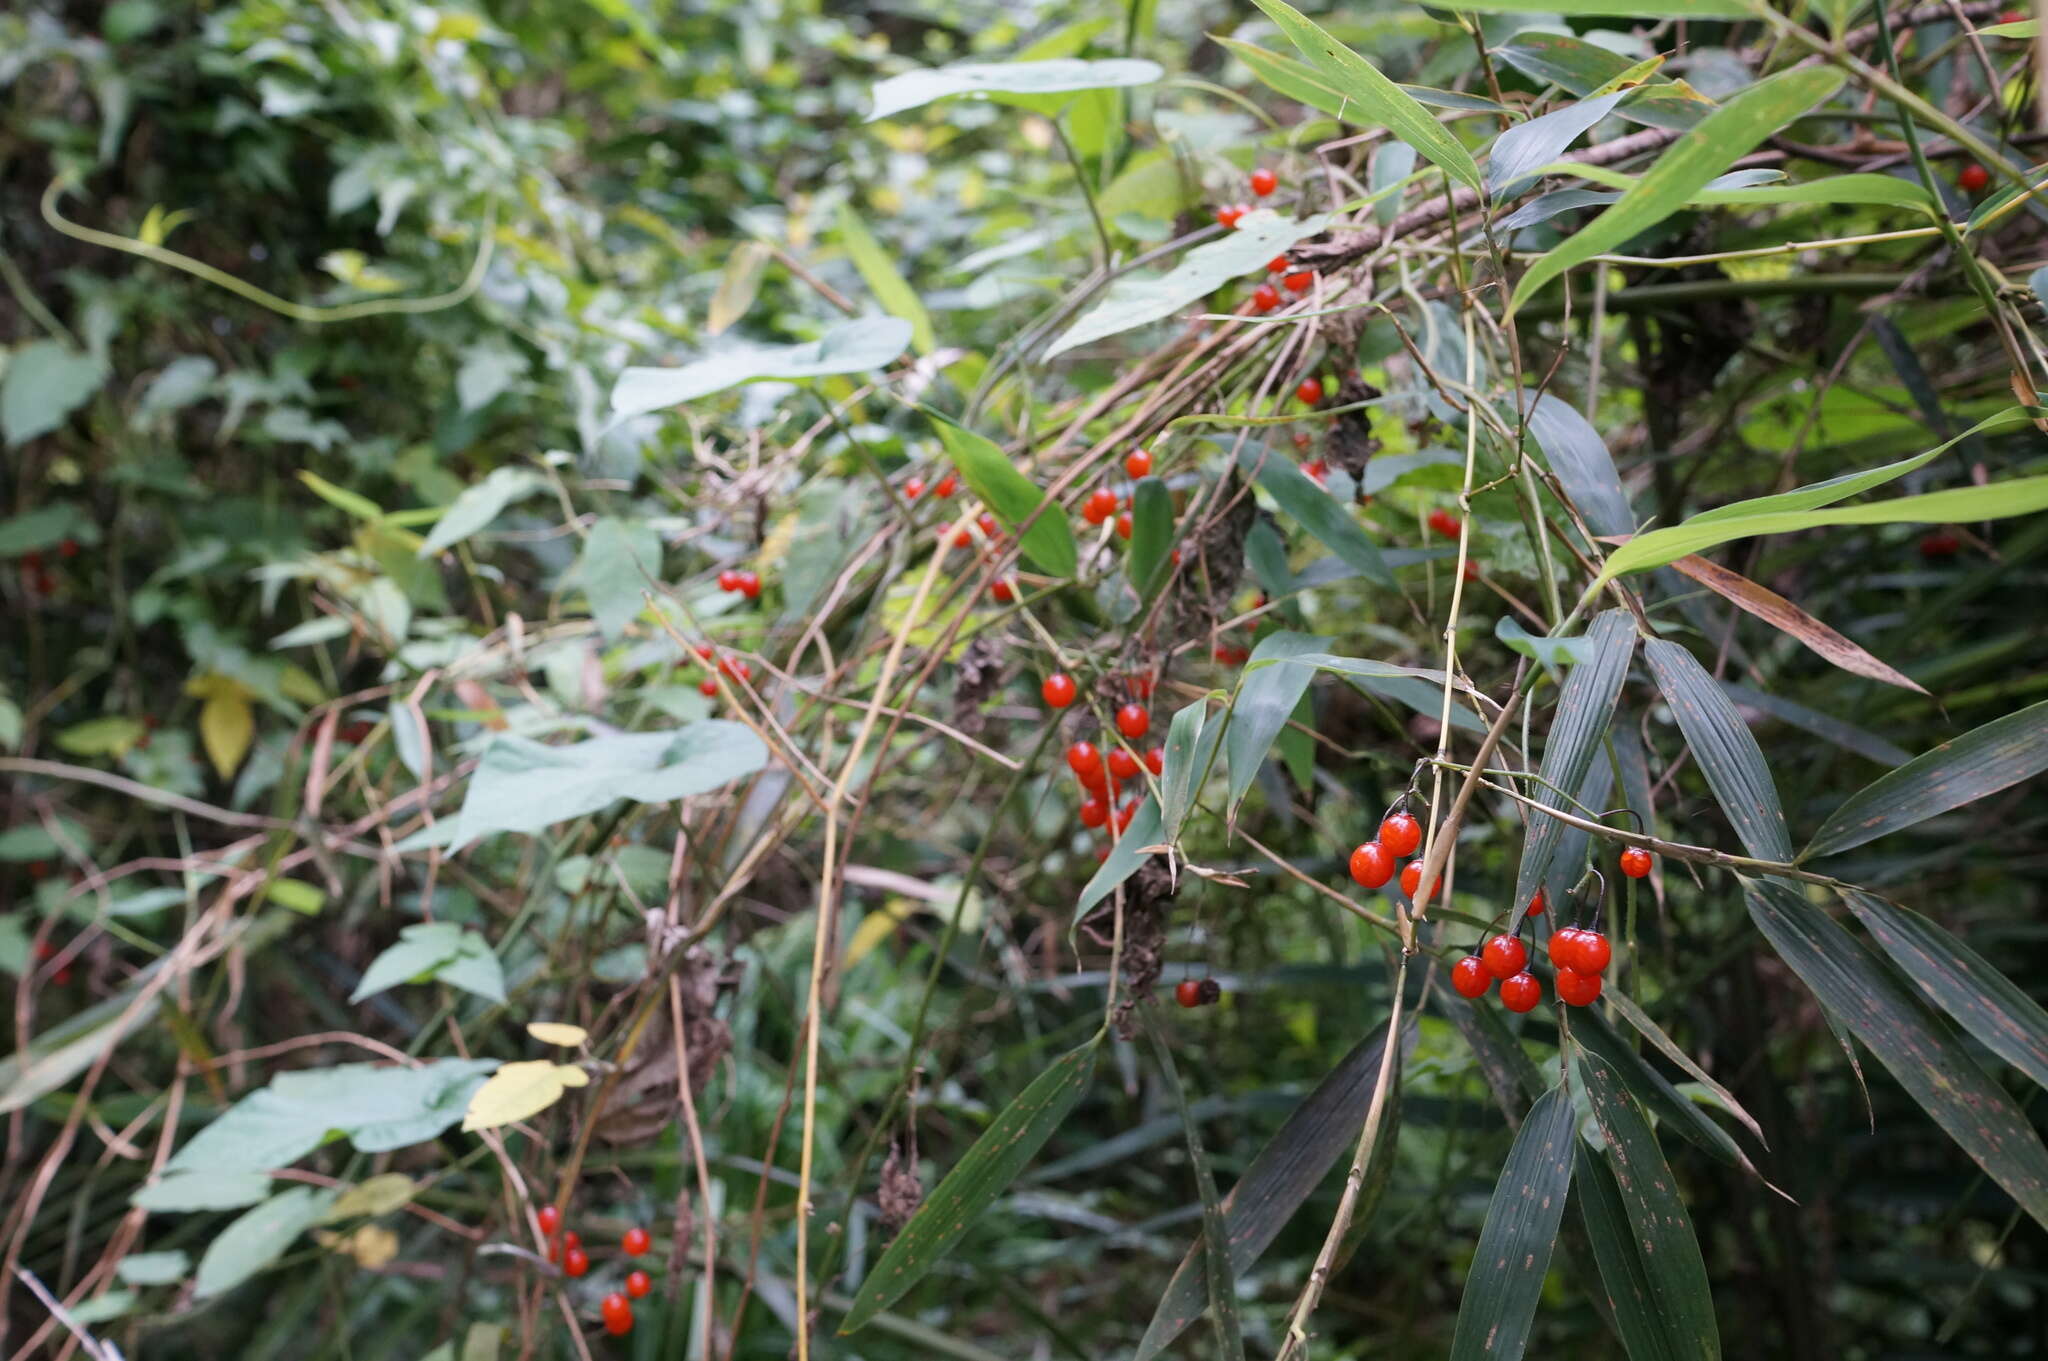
[1667,554,1925,693]
[1236,444,1393,586]
[1744,876,2048,1232]
[1161,698,1212,843]
[842,1036,1101,1333]
[1215,37,1506,121]
[1572,1002,1761,1177]
[1143,1016,1244,1361]
[1224,631,1328,817]
[1074,795,1163,920]
[1643,638,1791,861]
[1448,1083,1576,1361]
[1843,890,2048,1093]
[1511,609,1634,931]
[1720,682,1910,768]
[926,416,1077,579]
[1487,91,1626,196]
[1604,988,1766,1147]
[1523,390,1634,539]
[1509,67,1844,316]
[1806,697,2048,859]
[1574,1142,1687,1361]
[1577,1047,1720,1360]
[1126,476,1174,598]
[1470,0,1745,13]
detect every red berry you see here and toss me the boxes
[1462,561,1481,582]
[699,676,719,696]
[58,538,79,559]
[1296,377,1324,406]
[1303,460,1327,485]
[977,511,999,538]
[1267,255,1290,274]
[1291,430,1313,451]
[1550,926,1587,973]
[904,476,926,500]
[1125,671,1157,700]
[1499,972,1542,1013]
[562,1230,581,1250]
[1042,673,1078,708]
[1349,841,1395,888]
[990,579,1015,603]
[1576,931,1613,974]
[1251,283,1280,313]
[719,656,750,682]
[1379,812,1421,857]
[693,643,714,659]
[717,569,740,592]
[602,1295,633,1336]
[34,941,55,960]
[1481,934,1527,980]
[1399,860,1436,904]
[1215,203,1246,228]
[1619,847,1653,879]
[1451,956,1491,999]
[1250,167,1278,197]
[537,1205,562,1236]
[1112,799,1138,833]
[1427,509,1461,538]
[1084,487,1119,524]
[2002,8,2024,21]
[1125,448,1152,478]
[625,1269,652,1299]
[1282,270,1313,293]
[1175,978,1203,1008]
[563,1246,590,1278]
[623,1226,651,1256]
[1109,748,1141,781]
[1066,741,1099,774]
[737,570,761,599]
[1144,748,1164,775]
[1115,511,1134,540]
[52,967,71,986]
[1961,163,1991,192]
[1920,530,1961,558]
[933,474,958,499]
[1079,796,1108,828]
[1115,704,1150,739]
[1555,967,1603,1007]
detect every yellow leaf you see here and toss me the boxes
[708,242,771,336]
[184,674,255,779]
[314,1223,400,1269]
[323,1173,417,1221]
[845,899,918,971]
[526,1022,589,1048]
[461,1061,586,1132]
[278,664,328,707]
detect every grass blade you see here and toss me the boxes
[1143,1015,1245,1361]
[1644,638,1791,861]
[1448,1082,1576,1361]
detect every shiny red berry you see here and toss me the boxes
[933,474,958,498]
[736,570,761,600]
[1125,448,1152,478]
[1066,741,1099,775]
[625,1269,652,1299]
[1084,487,1118,524]
[904,476,926,500]
[1348,841,1395,888]
[1481,934,1527,980]
[52,967,71,986]
[1296,377,1324,406]
[1499,972,1541,1013]
[1619,847,1653,879]
[1378,812,1421,857]
[562,1230,581,1250]
[1576,931,1613,974]
[1145,748,1164,775]
[1451,956,1491,999]
[1042,673,1078,708]
[1291,430,1313,451]
[699,676,719,697]
[1282,270,1313,292]
[1550,926,1587,972]
[1115,704,1151,739]
[991,579,1015,603]
[1252,283,1280,312]
[1267,255,1290,274]
[1112,799,1138,833]
[1555,967,1603,1007]
[563,1246,590,1278]
[1526,889,1546,917]
[601,1292,633,1336]
[977,511,999,538]
[1215,203,1246,228]
[717,569,740,592]
[719,656,750,682]
[1175,978,1203,1008]
[1303,460,1327,485]
[1399,861,1436,904]
[1960,163,1991,192]
[1079,796,1108,828]
[1108,748,1141,781]
[623,1226,651,1256]
[1250,167,1278,197]
[537,1205,561,1236]
[1427,509,1461,538]
[1115,510,1134,539]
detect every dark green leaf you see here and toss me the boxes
[1571,1003,1758,1176]
[1644,638,1791,861]
[1745,877,2048,1232]
[1523,391,1633,539]
[928,416,1078,579]
[842,1036,1102,1333]
[1126,476,1174,597]
[1721,682,1909,768]
[1074,795,1163,920]
[1574,1142,1685,1361]
[1225,631,1328,816]
[1448,1083,1576,1361]
[1487,91,1626,196]
[1161,698,1210,843]
[1237,444,1392,584]
[1143,1016,1245,1361]
[1806,697,2048,859]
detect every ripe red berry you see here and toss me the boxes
[1960,163,1991,192]
[1499,971,1542,1013]
[1112,799,1138,833]
[563,1245,590,1278]
[1125,448,1152,478]
[736,569,762,599]
[1451,956,1492,999]
[1526,889,1546,918]
[562,1230,581,1250]
[537,1205,562,1236]
[58,538,79,559]
[1555,967,1603,1007]
[977,511,999,538]
[693,643,714,660]
[2002,7,2024,21]
[1550,926,1586,972]
[1619,847,1653,879]
[1145,748,1164,775]
[1378,812,1421,857]
[1427,508,1461,538]
[1399,861,1436,904]
[1348,841,1395,888]
[717,569,740,592]
[1576,931,1613,974]
[1042,673,1078,708]
[1250,167,1278,197]
[1115,704,1151,739]
[1481,934,1528,980]
[623,1226,651,1256]
[1215,203,1246,228]
[52,967,72,986]
[1251,283,1280,313]
[1115,510,1134,539]
[1084,487,1118,524]
[1303,459,1328,485]
[990,579,1015,603]
[1282,270,1313,293]
[601,1292,633,1336]
[1296,377,1324,406]
[22,551,42,571]
[932,474,958,498]
[1175,978,1203,1008]
[1125,671,1157,700]
[1066,741,1099,774]
[903,476,926,500]
[699,676,719,696]
[719,655,751,682]
[1079,796,1108,828]
[1109,748,1141,781]
[1267,255,1290,274]
[625,1269,652,1299]
[1920,530,1961,558]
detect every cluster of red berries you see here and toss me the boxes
[1174,977,1222,1008]
[1426,508,1461,539]
[1346,809,1440,902]
[1043,674,1163,854]
[902,471,958,501]
[693,642,751,697]
[537,1206,658,1338]
[1214,168,1282,229]
[1451,902,1612,1013]
[716,568,761,600]
[17,543,76,598]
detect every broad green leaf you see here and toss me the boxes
[417,468,546,557]
[1511,610,1634,930]
[1487,91,1626,196]
[1844,891,2048,1093]
[424,724,768,850]
[841,1036,1101,1332]
[1235,444,1391,585]
[1,340,105,446]
[1161,697,1210,843]
[116,1250,190,1286]
[1247,652,1460,688]
[0,818,89,861]
[610,317,912,418]
[132,1172,274,1212]
[1448,1083,1576,1361]
[1523,390,1633,539]
[1574,1143,1686,1361]
[837,204,936,354]
[1247,0,1482,192]
[1577,1048,1720,1360]
[56,715,148,758]
[461,1060,589,1132]
[1439,985,1547,1117]
[1046,211,1332,358]
[1075,795,1164,920]
[865,57,1163,122]
[1224,631,1328,816]
[577,517,663,641]
[1644,638,1791,861]
[927,417,1077,578]
[1126,476,1173,597]
[350,922,506,1005]
[1508,67,1845,315]
[194,1187,338,1299]
[1372,142,1420,225]
[1806,697,2048,858]
[1144,1016,1245,1361]
[1745,876,2048,1232]
[1138,1023,1403,1361]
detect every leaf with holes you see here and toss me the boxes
[1644,639,1791,861]
[1448,1083,1576,1361]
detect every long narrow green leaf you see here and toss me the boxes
[1511,609,1634,930]
[1471,0,1745,13]
[1806,697,2048,859]
[1247,0,1483,192]
[842,1036,1102,1332]
[1143,1016,1245,1361]
[1644,638,1791,861]
[1605,988,1766,1146]
[1577,1047,1720,1360]
[1508,67,1844,315]
[1126,476,1174,598]
[1236,445,1392,585]
[1574,1142,1686,1361]
[1843,890,2048,1093]
[1572,1003,1760,1177]
[1448,1083,1577,1361]
[1160,698,1210,843]
[1136,1023,1407,1361]
[1744,876,2048,1232]
[1224,631,1328,817]
[1216,37,1505,119]
[926,416,1077,579]
[1074,795,1163,920]
[837,204,936,354]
